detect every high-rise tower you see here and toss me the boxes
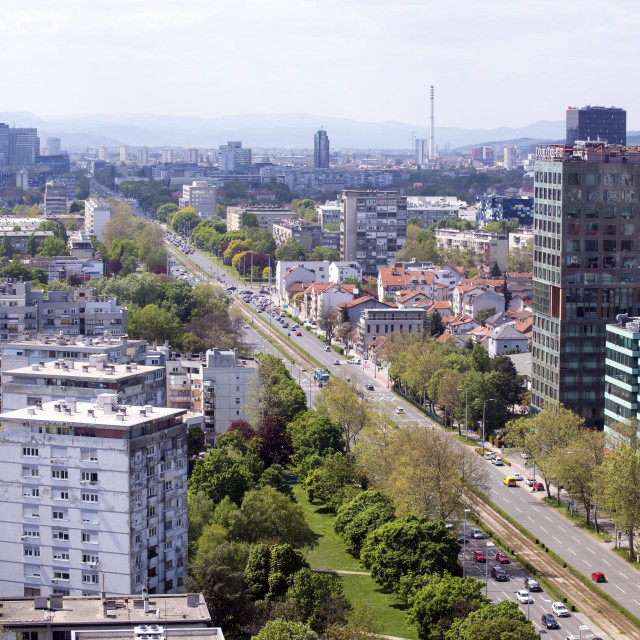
[429,85,435,160]
[566,106,626,146]
[314,128,330,168]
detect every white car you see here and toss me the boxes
[333,359,340,365]
[324,346,331,352]
[520,452,532,459]
[394,407,404,414]
[492,457,504,466]
[512,473,523,481]
[551,602,570,617]
[516,590,532,604]
[470,527,484,539]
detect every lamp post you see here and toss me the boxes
[463,508,470,578]
[457,388,468,439]
[482,398,494,449]
[485,541,495,597]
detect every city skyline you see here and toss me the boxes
[4,0,640,129]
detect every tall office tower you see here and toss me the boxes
[0,124,9,165]
[314,128,330,168]
[531,141,640,426]
[504,146,520,170]
[98,146,107,161]
[119,146,128,162]
[340,190,407,277]
[44,181,68,217]
[137,146,150,165]
[415,139,428,165]
[218,141,251,172]
[186,147,199,163]
[566,106,626,146]
[0,395,188,596]
[161,149,174,164]
[46,138,61,155]
[10,128,40,166]
[179,181,217,219]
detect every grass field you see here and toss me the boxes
[293,484,418,639]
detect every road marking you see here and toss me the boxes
[544,515,553,522]
[502,498,510,504]
[540,526,548,533]
[572,536,580,543]
[567,548,577,555]
[634,599,640,606]
[553,537,562,544]
[619,571,628,579]
[602,559,611,567]
[558,526,567,533]
[616,585,625,593]
[527,517,535,523]
[514,506,522,513]
[587,547,596,554]
[541,596,551,603]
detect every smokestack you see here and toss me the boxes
[429,85,435,161]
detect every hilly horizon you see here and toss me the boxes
[0,111,568,151]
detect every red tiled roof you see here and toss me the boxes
[514,317,533,336]
[285,282,307,293]
[425,300,452,313]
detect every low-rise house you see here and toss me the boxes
[329,261,362,284]
[445,313,480,335]
[275,260,330,302]
[424,300,453,318]
[302,282,354,323]
[337,296,396,328]
[396,290,432,307]
[486,323,528,357]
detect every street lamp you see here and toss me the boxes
[462,508,470,577]
[482,398,494,449]
[484,541,495,597]
[457,388,468,439]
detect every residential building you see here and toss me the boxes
[85,198,114,241]
[444,313,480,335]
[0,229,53,255]
[378,265,438,301]
[503,146,520,170]
[434,228,508,270]
[509,228,534,252]
[357,307,425,354]
[340,190,407,276]
[119,146,128,163]
[486,323,528,357]
[10,127,40,166]
[317,201,340,228]
[165,353,204,413]
[301,282,354,323]
[454,285,505,317]
[476,194,534,227]
[566,105,626,146]
[406,196,464,227]
[321,229,340,251]
[227,206,296,232]
[200,349,257,444]
[314,128,330,168]
[337,296,395,328]
[329,261,362,284]
[25,256,104,283]
[531,141,640,425]
[186,147,199,163]
[219,141,251,172]
[415,138,428,165]
[68,230,95,260]
[98,147,107,161]
[44,182,68,217]
[272,220,321,252]
[46,138,62,155]
[137,147,150,165]
[604,316,640,433]
[1,356,166,411]
[161,149,174,164]
[179,181,217,219]
[0,395,187,596]
[0,281,127,342]
[58,174,77,202]
[0,592,214,637]
[275,260,330,302]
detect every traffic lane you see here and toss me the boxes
[462,536,600,638]
[484,460,640,612]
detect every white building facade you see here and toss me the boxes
[84,198,114,241]
[179,182,217,219]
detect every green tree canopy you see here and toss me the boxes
[251,620,318,640]
[445,600,538,640]
[275,237,306,261]
[188,447,253,505]
[171,206,202,234]
[37,236,70,257]
[128,304,183,345]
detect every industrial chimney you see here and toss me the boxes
[429,85,435,161]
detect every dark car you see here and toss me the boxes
[457,532,468,544]
[524,576,541,592]
[295,331,302,336]
[541,614,559,629]
[491,566,508,581]
[365,383,374,391]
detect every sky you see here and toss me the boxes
[4,0,640,129]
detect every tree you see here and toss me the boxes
[275,238,306,261]
[334,490,392,535]
[268,544,310,598]
[490,261,502,277]
[342,501,395,555]
[257,415,292,467]
[303,452,357,507]
[319,378,368,453]
[229,420,257,441]
[501,275,512,311]
[187,491,215,556]
[409,573,489,640]
[471,344,491,373]
[107,258,123,276]
[189,447,253,505]
[156,202,179,222]
[309,246,340,261]
[25,234,37,256]
[474,307,496,327]
[437,370,464,428]
[228,487,317,548]
[128,304,183,345]
[259,463,293,498]
[36,236,69,257]
[506,239,532,273]
[171,206,202,234]
[446,600,537,640]
[317,303,340,343]
[428,310,445,337]
[241,212,259,229]
[243,543,271,599]
[187,426,205,457]
[251,620,318,640]
[37,219,67,241]
[360,516,460,592]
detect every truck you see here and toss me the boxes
[314,368,330,387]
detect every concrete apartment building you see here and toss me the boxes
[85,198,114,241]
[0,230,54,255]
[476,194,534,227]
[329,261,362,284]
[314,128,330,168]
[1,356,166,411]
[275,260,331,302]
[201,349,257,444]
[137,146,150,165]
[0,281,127,342]
[165,352,204,413]
[44,182,68,217]
[358,307,426,354]
[219,141,251,172]
[272,220,321,252]
[0,593,216,640]
[340,190,407,276]
[179,181,217,219]
[531,142,640,425]
[434,228,508,270]
[227,206,297,232]
[405,196,463,227]
[0,395,187,597]
[317,201,340,228]
[161,149,174,164]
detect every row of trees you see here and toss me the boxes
[119,178,178,214]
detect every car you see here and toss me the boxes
[333,359,340,365]
[524,577,541,592]
[394,406,404,414]
[472,550,486,562]
[512,473,523,481]
[491,566,508,581]
[484,451,494,460]
[520,452,532,459]
[516,590,532,604]
[365,383,374,391]
[525,477,535,487]
[324,346,331,352]
[591,571,606,583]
[456,532,468,544]
[347,358,358,365]
[532,482,545,491]
[492,457,504,466]
[471,528,484,539]
[283,323,289,328]
[551,602,570,617]
[495,552,510,564]
[541,613,559,629]
[295,331,302,336]
[292,324,299,329]
[504,476,517,487]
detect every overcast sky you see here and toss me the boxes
[5,0,639,129]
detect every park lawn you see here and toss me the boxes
[293,483,418,640]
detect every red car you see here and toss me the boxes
[295,331,302,336]
[532,482,545,491]
[495,552,510,564]
[472,550,486,562]
[591,571,606,583]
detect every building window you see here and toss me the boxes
[52,510,66,520]
[81,493,98,503]
[81,471,98,483]
[52,530,69,541]
[82,532,95,543]
[56,491,69,501]
[24,547,40,558]
[53,550,70,561]
[23,487,40,498]
[22,447,39,457]
[53,571,70,581]
[51,469,68,480]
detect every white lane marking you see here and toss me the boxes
[619,571,628,579]
[634,599,640,606]
[567,548,577,555]
[572,536,580,543]
[544,515,553,522]
[558,526,567,533]
[602,559,611,567]
[528,517,535,523]
[503,498,510,505]
[616,585,625,593]
[514,506,522,513]
[587,547,596,554]
[553,537,562,544]
[540,526,548,533]
[541,596,552,603]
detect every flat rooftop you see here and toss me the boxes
[0,335,143,349]
[5,359,162,381]
[0,594,210,626]
[74,628,224,640]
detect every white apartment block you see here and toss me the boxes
[85,198,114,241]
[161,149,174,164]
[44,182,68,217]
[317,201,340,228]
[2,356,166,412]
[328,261,362,284]
[357,307,426,354]
[434,228,508,270]
[405,196,464,227]
[187,147,199,163]
[179,182,217,219]
[120,146,128,163]
[509,228,534,252]
[275,260,330,302]
[138,147,150,165]
[227,206,296,232]
[200,349,257,445]
[0,395,188,597]
[218,141,251,172]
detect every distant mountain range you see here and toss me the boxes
[0,111,630,151]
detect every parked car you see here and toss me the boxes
[525,477,535,487]
[495,552,510,564]
[324,346,331,351]
[471,528,484,539]
[457,532,468,544]
[472,550,486,562]
[516,590,532,604]
[541,614,559,629]
[531,482,545,491]
[551,602,570,617]
[524,577,541,592]
[520,452,532,459]
[591,571,606,583]
[512,473,523,481]
[492,457,504,466]
[491,566,508,581]
[365,383,374,391]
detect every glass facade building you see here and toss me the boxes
[314,129,330,168]
[566,106,626,146]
